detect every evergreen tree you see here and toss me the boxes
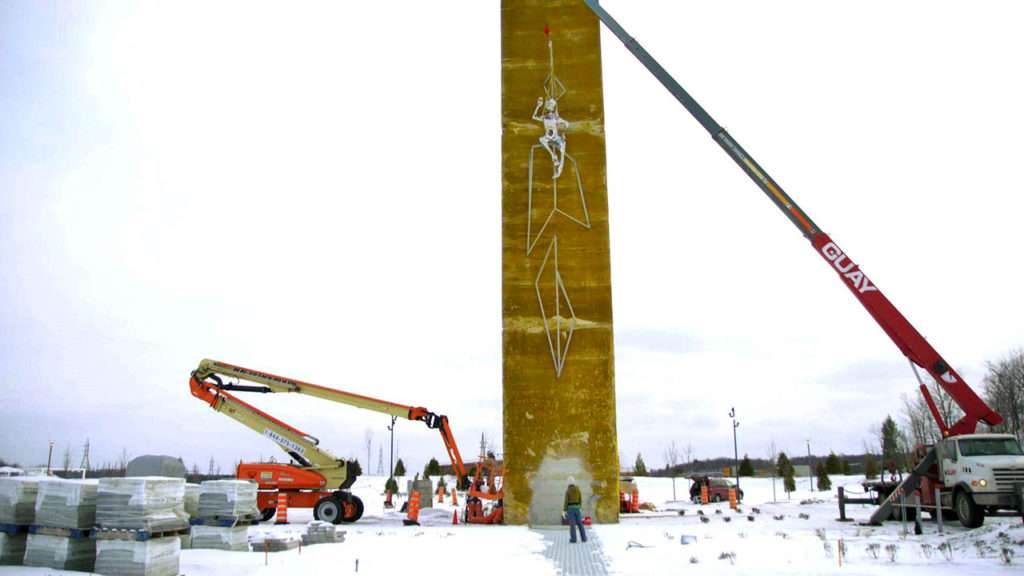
[881,416,901,470]
[634,453,648,476]
[864,453,879,479]
[424,457,441,477]
[840,459,851,475]
[394,458,406,477]
[384,477,399,494]
[815,461,832,491]
[777,452,796,493]
[825,452,841,474]
[738,454,755,477]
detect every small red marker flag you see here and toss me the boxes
[544,25,550,36]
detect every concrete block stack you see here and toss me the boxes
[0,477,38,566]
[95,538,181,576]
[189,525,249,551]
[196,480,259,520]
[407,478,433,509]
[190,480,259,552]
[23,479,97,571]
[96,477,188,532]
[251,533,299,552]
[183,484,200,518]
[93,477,188,576]
[302,521,346,545]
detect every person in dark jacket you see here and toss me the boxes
[563,476,587,543]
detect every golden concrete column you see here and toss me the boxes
[501,0,618,525]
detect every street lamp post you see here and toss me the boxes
[729,408,740,491]
[806,439,813,492]
[387,416,397,480]
[46,441,54,476]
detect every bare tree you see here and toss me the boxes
[664,440,680,472]
[684,442,694,470]
[767,440,779,503]
[984,351,1024,440]
[62,445,72,472]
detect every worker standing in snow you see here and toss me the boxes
[563,477,587,543]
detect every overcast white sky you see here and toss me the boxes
[2,1,1022,476]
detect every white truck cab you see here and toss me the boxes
[936,433,1024,527]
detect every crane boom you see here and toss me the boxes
[584,0,1002,436]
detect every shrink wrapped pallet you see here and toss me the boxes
[0,477,38,525]
[302,521,345,545]
[197,480,258,520]
[34,479,98,529]
[0,533,27,565]
[183,484,200,518]
[189,525,249,551]
[95,536,180,576]
[252,534,299,552]
[96,477,188,531]
[23,533,95,572]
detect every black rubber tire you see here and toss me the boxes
[314,496,344,524]
[955,490,984,529]
[341,495,365,523]
[260,507,276,522]
[711,494,721,503]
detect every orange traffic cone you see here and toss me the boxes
[403,490,421,526]
[274,492,289,525]
[452,509,459,525]
[451,488,458,506]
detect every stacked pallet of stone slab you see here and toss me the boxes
[23,479,97,572]
[93,477,187,576]
[189,480,258,552]
[251,532,299,552]
[183,483,200,518]
[0,477,38,566]
[301,521,346,545]
[196,480,259,520]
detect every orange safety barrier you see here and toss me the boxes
[700,485,709,505]
[404,490,421,525]
[631,486,640,513]
[275,492,289,524]
[384,490,394,509]
[728,487,737,510]
[451,488,458,506]
[438,485,446,503]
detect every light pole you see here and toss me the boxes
[387,416,397,480]
[729,408,740,491]
[46,441,54,476]
[806,439,813,492]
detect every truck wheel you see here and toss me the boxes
[341,495,364,523]
[954,491,983,529]
[314,496,344,524]
[711,494,721,503]
[260,507,276,522]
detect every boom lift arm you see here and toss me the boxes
[189,359,472,489]
[584,0,1002,437]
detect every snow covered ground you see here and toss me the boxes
[1,474,1021,575]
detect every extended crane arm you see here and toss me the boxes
[191,359,470,480]
[584,0,1002,436]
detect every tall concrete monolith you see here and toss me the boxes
[501,0,618,525]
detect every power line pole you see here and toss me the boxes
[729,407,740,491]
[387,416,397,479]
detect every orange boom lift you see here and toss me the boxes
[189,359,503,524]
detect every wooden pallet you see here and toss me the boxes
[28,525,92,539]
[92,525,190,542]
[0,523,29,535]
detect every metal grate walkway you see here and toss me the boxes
[534,527,610,576]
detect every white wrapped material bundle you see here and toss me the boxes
[253,534,299,552]
[95,536,180,576]
[34,479,98,529]
[302,521,345,545]
[189,525,249,551]
[23,533,95,572]
[96,477,188,531]
[0,533,27,565]
[0,477,39,525]
[183,484,200,518]
[197,480,258,520]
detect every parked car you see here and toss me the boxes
[689,476,744,503]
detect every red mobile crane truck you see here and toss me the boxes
[584,0,1024,527]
